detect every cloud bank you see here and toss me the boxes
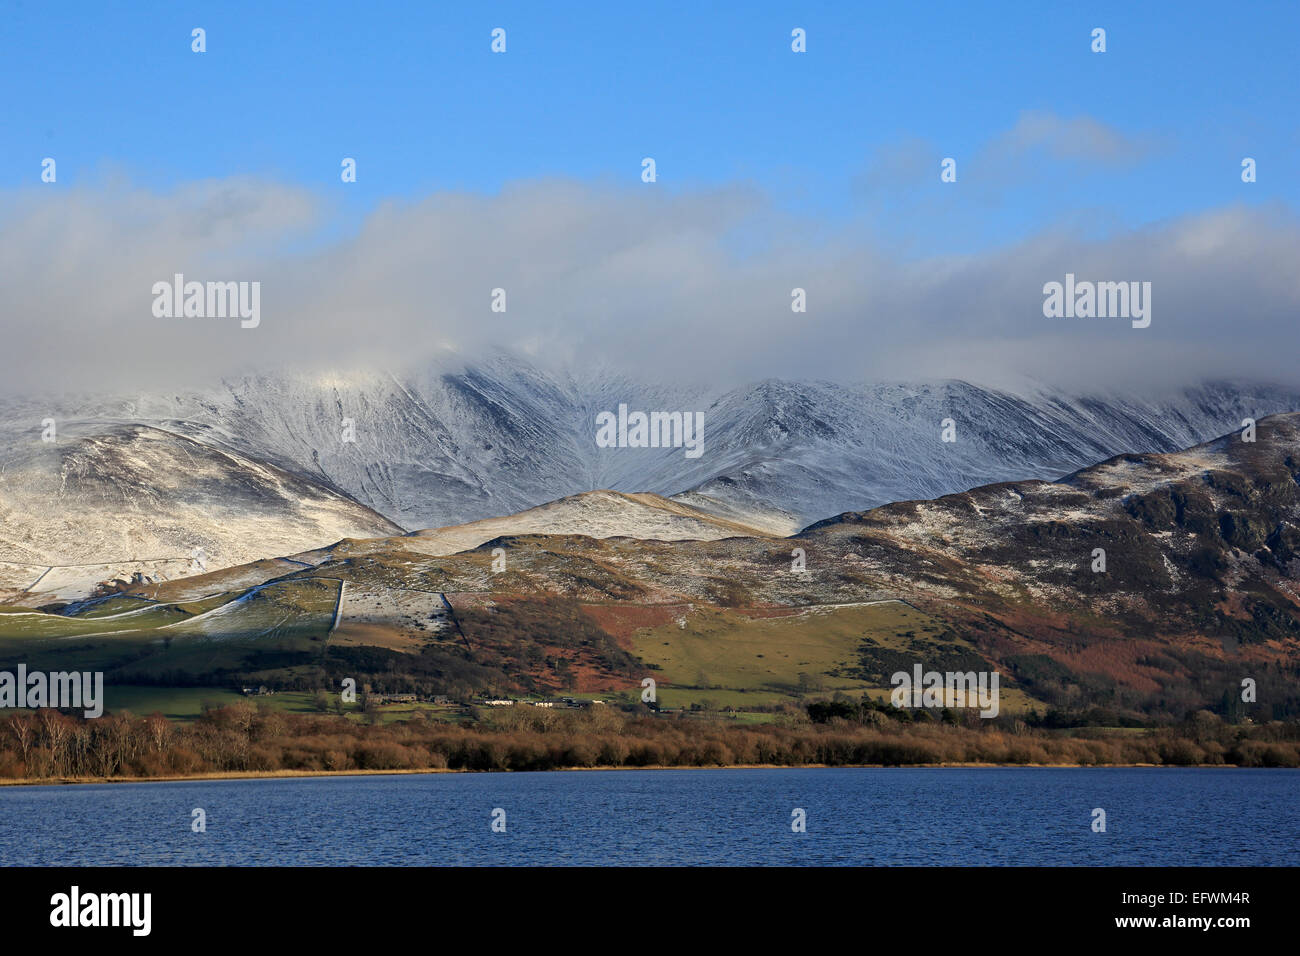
[2,172,1298,396]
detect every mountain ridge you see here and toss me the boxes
[3,356,1299,589]
[6,411,1300,721]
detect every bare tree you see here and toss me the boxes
[37,709,70,777]
[145,713,170,751]
[6,714,34,770]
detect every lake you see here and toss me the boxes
[1,767,1296,866]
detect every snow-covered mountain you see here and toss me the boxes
[0,422,401,598]
[303,490,794,566]
[98,362,1300,526]
[2,353,1299,577]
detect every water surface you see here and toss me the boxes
[1,767,1295,866]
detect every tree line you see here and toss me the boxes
[2,702,1298,781]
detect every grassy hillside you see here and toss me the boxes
[629,601,1041,712]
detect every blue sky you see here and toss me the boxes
[4,1,1300,394]
[5,0,1298,251]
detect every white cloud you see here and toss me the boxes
[1,176,1297,395]
[988,110,1154,166]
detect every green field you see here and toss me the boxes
[630,601,1041,713]
[632,601,923,693]
[1,587,1042,720]
[100,685,248,719]
[92,686,479,723]
[0,579,339,677]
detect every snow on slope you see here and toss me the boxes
[150,362,1300,529]
[0,423,401,597]
[271,490,791,570]
[398,490,788,556]
[3,355,1298,551]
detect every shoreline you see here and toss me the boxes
[0,761,1264,788]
